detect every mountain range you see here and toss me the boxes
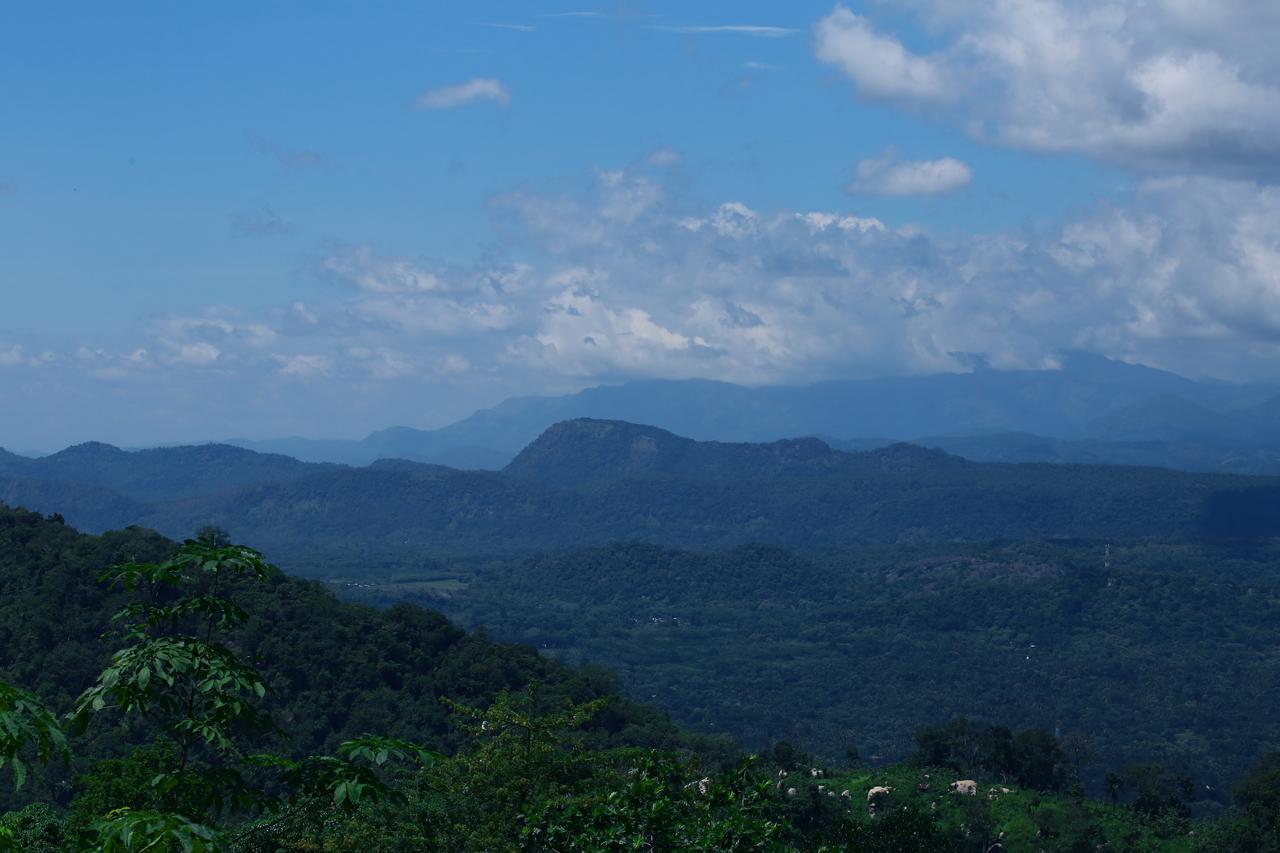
[3,418,1278,573]
[214,353,1280,474]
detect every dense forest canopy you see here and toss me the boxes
[342,537,1280,806]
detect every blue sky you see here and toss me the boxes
[2,2,1279,448]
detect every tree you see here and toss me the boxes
[66,537,279,847]
[1060,732,1097,792]
[69,539,277,820]
[1122,763,1195,819]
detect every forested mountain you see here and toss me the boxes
[369,539,1280,805]
[222,353,1280,471]
[503,419,914,486]
[4,419,1280,572]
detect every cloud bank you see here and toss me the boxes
[6,161,1280,446]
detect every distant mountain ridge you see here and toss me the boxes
[0,440,337,502]
[217,353,1280,473]
[3,418,1278,571]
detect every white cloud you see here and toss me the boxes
[813,2,1280,178]
[275,354,331,378]
[0,344,22,366]
[475,22,536,32]
[292,302,319,325]
[797,212,887,233]
[172,342,220,366]
[655,25,798,38]
[322,245,444,294]
[480,164,1280,383]
[647,147,682,167]
[813,8,950,101]
[414,78,511,109]
[848,151,973,195]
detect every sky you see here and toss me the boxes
[2,1,1279,449]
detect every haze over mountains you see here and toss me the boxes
[221,354,1280,475]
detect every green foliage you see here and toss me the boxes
[239,691,785,852]
[0,680,67,791]
[0,803,70,852]
[89,808,226,853]
[522,753,785,851]
[70,744,195,828]
[250,735,441,812]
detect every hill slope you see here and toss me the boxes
[0,504,709,812]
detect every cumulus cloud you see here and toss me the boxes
[0,344,23,366]
[813,8,949,101]
[813,2,1280,178]
[414,78,511,109]
[478,165,1280,383]
[848,151,972,195]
